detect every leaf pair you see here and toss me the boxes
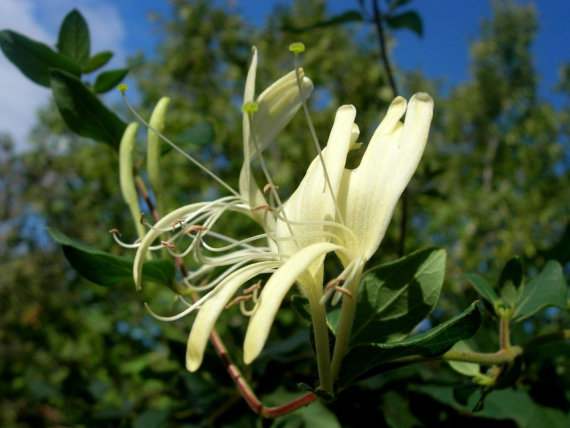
[464,257,567,322]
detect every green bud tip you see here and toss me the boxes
[242,101,259,114]
[288,42,305,55]
[117,83,129,93]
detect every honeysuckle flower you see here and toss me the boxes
[243,93,434,366]
[128,47,320,372]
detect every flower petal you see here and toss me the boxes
[243,242,341,364]
[337,93,434,260]
[186,261,279,372]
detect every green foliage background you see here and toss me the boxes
[0,0,568,426]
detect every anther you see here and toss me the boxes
[117,83,129,93]
[139,213,146,225]
[172,218,186,232]
[225,294,253,309]
[243,280,261,294]
[182,224,208,235]
[263,183,280,194]
[108,228,121,236]
[242,101,259,114]
[161,240,176,250]
[324,278,345,292]
[334,286,353,299]
[251,204,274,212]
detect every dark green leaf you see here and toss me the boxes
[350,247,446,345]
[513,260,568,321]
[386,11,423,37]
[0,30,80,87]
[174,121,215,147]
[82,51,113,73]
[282,10,363,33]
[93,68,129,93]
[57,9,90,66]
[46,227,174,287]
[50,70,126,149]
[463,272,500,305]
[338,303,481,387]
[498,256,524,307]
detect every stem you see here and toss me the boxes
[330,271,362,380]
[308,295,333,393]
[499,316,511,351]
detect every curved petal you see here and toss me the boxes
[243,242,341,364]
[337,93,434,260]
[186,261,279,372]
[274,105,356,270]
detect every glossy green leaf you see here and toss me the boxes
[50,70,126,149]
[46,227,174,287]
[94,68,129,93]
[338,303,481,387]
[498,256,524,307]
[282,10,363,33]
[82,51,113,73]
[349,247,446,345]
[513,260,567,321]
[0,29,80,87]
[386,11,423,37]
[57,9,90,66]
[463,272,500,305]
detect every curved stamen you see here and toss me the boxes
[120,89,239,197]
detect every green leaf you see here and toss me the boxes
[498,256,524,307]
[463,272,500,305]
[0,30,81,87]
[338,303,481,387]
[57,9,90,66]
[349,247,446,345]
[50,70,126,149]
[447,341,480,377]
[82,51,113,73]
[173,121,215,147]
[386,11,423,37]
[283,10,363,33]
[94,68,129,93]
[513,260,568,321]
[46,227,174,287]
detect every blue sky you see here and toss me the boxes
[0,0,568,150]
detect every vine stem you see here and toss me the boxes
[135,176,317,417]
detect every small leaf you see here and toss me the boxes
[82,51,113,73]
[386,11,423,37]
[350,247,446,345]
[338,303,481,387]
[513,260,568,322]
[50,69,126,149]
[46,227,174,287]
[57,9,90,66]
[94,68,129,93]
[283,10,363,33]
[463,272,500,306]
[0,29,80,87]
[498,256,524,307]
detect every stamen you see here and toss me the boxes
[120,89,239,197]
[334,286,353,299]
[140,213,146,225]
[225,294,252,310]
[291,44,345,225]
[324,278,345,293]
[263,183,279,194]
[161,240,176,251]
[182,224,209,235]
[243,280,261,294]
[108,228,121,236]
[251,204,274,212]
[171,218,185,232]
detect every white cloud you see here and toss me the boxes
[0,0,126,151]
